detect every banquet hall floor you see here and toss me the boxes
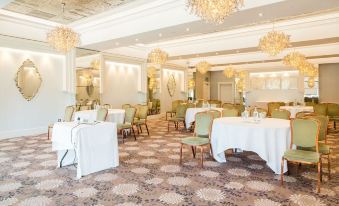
[0,118,338,206]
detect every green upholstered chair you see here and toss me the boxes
[180,112,214,167]
[134,105,149,136]
[271,109,291,120]
[314,104,327,116]
[222,108,239,117]
[166,100,183,120]
[151,99,157,114]
[302,115,331,179]
[118,107,137,142]
[222,103,234,109]
[327,103,339,129]
[96,108,108,121]
[48,105,75,140]
[147,102,153,115]
[187,102,196,108]
[122,104,131,110]
[196,99,204,108]
[267,102,282,116]
[102,104,111,109]
[295,111,315,119]
[168,104,187,131]
[208,109,221,119]
[250,108,267,116]
[281,118,321,193]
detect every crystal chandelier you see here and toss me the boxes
[259,30,290,56]
[47,2,80,53]
[147,48,169,65]
[223,66,235,78]
[187,0,244,24]
[196,61,211,74]
[188,79,195,89]
[283,52,306,68]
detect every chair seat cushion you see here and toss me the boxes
[134,119,146,125]
[117,123,132,129]
[168,117,184,122]
[283,149,320,163]
[300,143,330,154]
[181,137,209,146]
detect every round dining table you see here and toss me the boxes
[185,107,223,129]
[211,117,291,174]
[74,109,125,124]
[279,106,314,118]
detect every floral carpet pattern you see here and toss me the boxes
[0,118,338,206]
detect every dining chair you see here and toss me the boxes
[280,118,321,193]
[295,111,315,119]
[168,104,187,131]
[196,99,204,108]
[327,103,339,129]
[222,103,234,109]
[102,104,111,109]
[313,104,327,116]
[166,100,183,120]
[267,102,282,116]
[134,105,150,136]
[48,105,75,140]
[180,112,214,168]
[209,109,221,119]
[147,102,153,115]
[271,109,291,120]
[118,107,137,143]
[302,115,331,180]
[122,104,132,110]
[96,108,108,121]
[222,108,239,117]
[234,104,245,113]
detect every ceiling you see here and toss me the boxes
[3,0,137,23]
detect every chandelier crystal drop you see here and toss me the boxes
[259,30,290,56]
[196,61,211,74]
[47,26,80,53]
[223,66,235,78]
[187,0,244,24]
[147,48,169,65]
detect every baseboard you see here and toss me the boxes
[0,127,47,140]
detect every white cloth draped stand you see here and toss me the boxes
[52,122,119,179]
[211,117,291,174]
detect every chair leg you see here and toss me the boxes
[166,112,168,120]
[200,146,204,168]
[122,130,125,144]
[131,127,136,141]
[168,121,170,132]
[317,161,321,193]
[47,127,50,140]
[209,144,214,159]
[280,158,284,186]
[139,125,143,133]
[191,146,196,158]
[327,154,331,180]
[145,124,150,136]
[179,144,183,165]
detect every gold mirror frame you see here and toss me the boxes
[167,74,176,97]
[15,59,42,101]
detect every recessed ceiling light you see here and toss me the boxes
[186,28,190,31]
[135,38,139,41]
[158,33,162,37]
[258,13,263,17]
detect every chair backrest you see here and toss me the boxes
[327,103,339,117]
[306,115,329,142]
[187,103,196,108]
[64,106,75,122]
[194,112,214,138]
[271,109,291,120]
[147,102,153,110]
[124,107,136,124]
[234,104,245,113]
[313,104,327,116]
[138,105,148,120]
[102,104,111,109]
[175,104,187,118]
[134,104,143,119]
[250,108,267,116]
[196,99,204,108]
[291,118,320,149]
[208,110,221,119]
[172,100,183,112]
[222,103,234,109]
[295,111,314,119]
[96,108,108,121]
[122,104,131,110]
[222,108,239,117]
[267,102,281,116]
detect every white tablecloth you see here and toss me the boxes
[280,106,314,118]
[211,117,291,174]
[52,122,119,178]
[185,108,223,129]
[74,109,125,124]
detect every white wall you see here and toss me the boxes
[246,90,304,107]
[0,47,75,139]
[101,61,146,108]
[161,68,186,113]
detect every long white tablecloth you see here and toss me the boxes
[52,122,119,178]
[74,109,125,124]
[280,106,314,118]
[211,117,291,174]
[185,108,223,129]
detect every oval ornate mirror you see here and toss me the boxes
[167,74,176,97]
[15,59,42,101]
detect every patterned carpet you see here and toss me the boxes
[0,118,338,206]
